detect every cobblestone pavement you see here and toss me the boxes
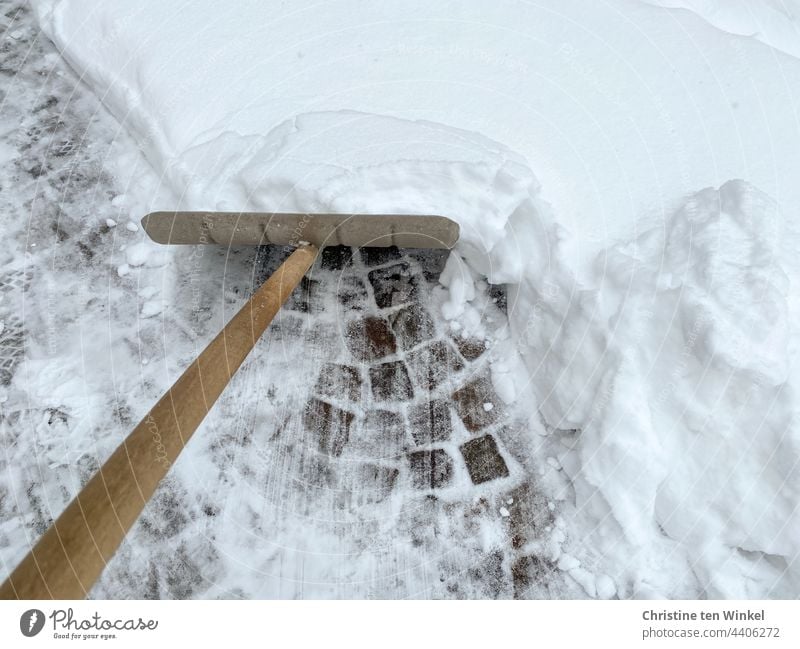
[0,2,572,598]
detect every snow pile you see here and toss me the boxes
[170,110,546,286]
[642,0,800,59]
[529,180,800,597]
[27,0,800,597]
[31,0,800,281]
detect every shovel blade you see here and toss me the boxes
[141,212,460,249]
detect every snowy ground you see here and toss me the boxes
[2,0,799,599]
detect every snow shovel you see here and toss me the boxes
[0,211,459,600]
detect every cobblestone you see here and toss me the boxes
[353,463,399,501]
[406,340,464,391]
[408,399,452,445]
[406,248,450,281]
[369,360,414,401]
[346,316,397,361]
[453,336,486,361]
[511,555,555,598]
[452,376,501,431]
[388,304,436,350]
[460,434,509,484]
[314,363,361,401]
[504,482,553,549]
[320,245,355,270]
[368,262,420,308]
[408,449,454,489]
[284,276,323,313]
[360,245,402,266]
[304,397,354,457]
[348,409,407,460]
[337,276,368,310]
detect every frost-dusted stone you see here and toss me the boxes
[367,407,404,431]
[359,245,402,266]
[304,397,354,457]
[345,316,397,361]
[408,449,454,489]
[269,313,306,341]
[369,360,414,401]
[368,262,419,308]
[284,276,321,313]
[300,454,337,489]
[453,336,486,361]
[321,245,354,270]
[0,313,24,386]
[337,275,368,310]
[406,340,464,391]
[511,555,554,598]
[353,463,399,501]
[389,304,436,350]
[467,549,509,599]
[460,435,509,484]
[408,399,452,445]
[452,376,501,431]
[314,363,361,401]
[504,482,553,549]
[349,409,407,458]
[406,248,450,281]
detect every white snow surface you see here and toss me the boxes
[642,0,800,58]
[29,0,800,597]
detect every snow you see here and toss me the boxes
[642,0,800,58]
[596,574,617,599]
[125,243,149,268]
[440,254,478,321]
[29,0,800,284]
[124,241,166,268]
[140,300,162,318]
[21,0,800,598]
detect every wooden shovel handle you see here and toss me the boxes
[0,244,319,600]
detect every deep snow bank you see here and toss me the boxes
[642,1,800,59]
[524,179,800,597]
[31,0,800,280]
[164,111,551,286]
[28,0,800,596]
